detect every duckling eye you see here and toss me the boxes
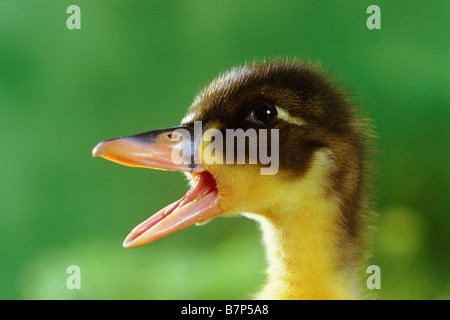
[247,105,278,126]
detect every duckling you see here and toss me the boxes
[92,59,374,300]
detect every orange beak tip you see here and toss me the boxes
[122,239,138,249]
[92,141,105,158]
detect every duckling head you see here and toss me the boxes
[93,59,372,298]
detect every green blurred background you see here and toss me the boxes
[1,0,449,300]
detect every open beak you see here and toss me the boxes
[92,125,222,248]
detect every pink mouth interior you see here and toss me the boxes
[124,171,219,245]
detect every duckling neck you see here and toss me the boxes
[255,199,364,300]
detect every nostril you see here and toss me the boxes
[166,132,182,142]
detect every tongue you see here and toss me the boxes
[123,172,222,248]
